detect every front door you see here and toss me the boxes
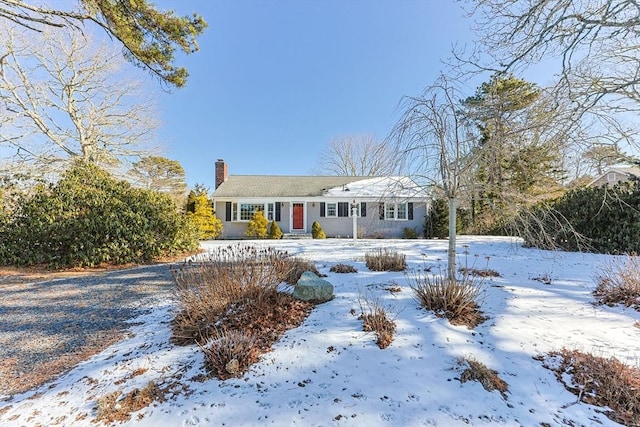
[292,203,304,231]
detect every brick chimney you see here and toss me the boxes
[215,159,228,189]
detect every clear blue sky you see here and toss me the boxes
[154,1,477,189]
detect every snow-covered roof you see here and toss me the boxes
[213,175,429,200]
[323,176,428,199]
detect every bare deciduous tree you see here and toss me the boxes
[317,135,395,176]
[0,27,158,176]
[391,75,477,279]
[468,0,640,114]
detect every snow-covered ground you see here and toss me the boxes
[1,236,638,426]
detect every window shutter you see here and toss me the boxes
[338,202,349,217]
[360,202,366,217]
[379,203,385,220]
[275,202,281,222]
[225,202,232,222]
[408,202,414,220]
[320,202,325,217]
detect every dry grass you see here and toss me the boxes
[458,267,500,278]
[201,330,261,380]
[458,357,508,398]
[171,244,314,379]
[595,254,640,310]
[282,257,323,285]
[406,270,486,329]
[357,294,397,349]
[171,245,294,345]
[365,249,406,272]
[539,349,640,426]
[95,381,165,424]
[329,263,358,273]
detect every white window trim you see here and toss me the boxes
[326,202,337,217]
[234,201,276,222]
[385,202,408,221]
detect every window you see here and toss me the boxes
[326,202,337,217]
[384,202,408,220]
[232,203,238,221]
[385,203,396,219]
[240,203,264,221]
[397,203,407,220]
[267,203,274,220]
[608,172,617,183]
[337,202,349,217]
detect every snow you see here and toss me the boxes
[1,236,639,426]
[324,176,429,199]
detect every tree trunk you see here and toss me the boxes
[447,195,457,281]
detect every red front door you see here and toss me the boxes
[292,203,304,230]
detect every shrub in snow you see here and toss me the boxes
[539,349,640,426]
[330,263,358,273]
[311,221,326,239]
[201,330,260,380]
[245,210,268,238]
[365,248,406,271]
[357,293,396,349]
[406,270,485,329]
[268,219,283,239]
[595,254,640,309]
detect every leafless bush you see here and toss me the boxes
[282,256,323,284]
[458,357,508,398]
[539,349,640,426]
[458,267,500,277]
[171,245,292,345]
[595,254,640,310]
[365,248,406,271]
[357,293,397,349]
[201,329,260,380]
[330,263,358,273]
[95,382,164,423]
[407,270,486,329]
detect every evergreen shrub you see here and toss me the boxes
[522,182,640,253]
[246,211,268,238]
[188,193,223,240]
[424,198,467,238]
[0,160,198,268]
[268,220,283,239]
[311,221,326,239]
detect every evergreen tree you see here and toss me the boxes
[463,74,564,231]
[188,193,222,240]
[246,211,268,239]
[0,0,207,87]
[186,190,197,214]
[269,220,283,239]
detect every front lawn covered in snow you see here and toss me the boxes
[1,236,639,426]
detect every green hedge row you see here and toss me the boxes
[521,181,640,254]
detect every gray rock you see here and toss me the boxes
[293,271,334,303]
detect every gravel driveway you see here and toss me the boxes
[0,264,177,398]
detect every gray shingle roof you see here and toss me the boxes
[212,175,374,198]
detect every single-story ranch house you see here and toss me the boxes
[211,160,430,239]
